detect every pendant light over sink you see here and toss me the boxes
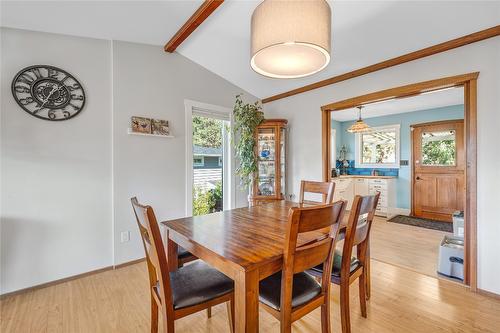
[347,106,372,133]
[251,0,331,79]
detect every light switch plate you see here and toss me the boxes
[120,231,130,243]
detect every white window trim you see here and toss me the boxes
[184,99,235,216]
[355,124,400,169]
[193,156,204,167]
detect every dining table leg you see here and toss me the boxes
[163,229,179,271]
[234,269,259,333]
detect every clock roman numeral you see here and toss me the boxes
[31,68,42,79]
[19,97,35,105]
[14,85,30,93]
[18,73,35,85]
[67,83,81,91]
[47,68,59,79]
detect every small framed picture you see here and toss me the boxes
[152,119,170,136]
[131,116,151,134]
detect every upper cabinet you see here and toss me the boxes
[250,119,288,205]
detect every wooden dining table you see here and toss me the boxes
[161,200,349,333]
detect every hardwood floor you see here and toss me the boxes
[370,216,448,278]
[2,258,499,333]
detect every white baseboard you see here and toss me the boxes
[387,207,411,219]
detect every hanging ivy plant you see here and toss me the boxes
[232,94,264,188]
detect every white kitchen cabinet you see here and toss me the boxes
[332,178,354,210]
[332,176,396,217]
[354,178,369,196]
[367,178,396,217]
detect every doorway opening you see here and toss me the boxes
[185,100,234,217]
[321,73,478,290]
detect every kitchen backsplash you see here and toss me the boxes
[335,160,399,177]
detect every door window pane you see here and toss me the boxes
[421,130,456,166]
[360,129,396,164]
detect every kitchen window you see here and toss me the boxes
[355,124,400,168]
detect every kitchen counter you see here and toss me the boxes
[335,175,397,179]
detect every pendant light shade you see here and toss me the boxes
[251,0,331,79]
[347,106,372,133]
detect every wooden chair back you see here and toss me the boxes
[281,201,346,309]
[341,193,380,277]
[299,180,335,205]
[131,197,174,313]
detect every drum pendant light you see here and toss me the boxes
[251,0,331,79]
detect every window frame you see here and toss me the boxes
[193,155,205,167]
[355,124,400,169]
[421,129,457,167]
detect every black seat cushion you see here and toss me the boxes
[309,250,360,278]
[177,246,194,260]
[259,271,321,311]
[165,261,234,310]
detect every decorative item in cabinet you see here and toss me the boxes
[249,119,288,205]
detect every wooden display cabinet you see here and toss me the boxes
[249,119,288,206]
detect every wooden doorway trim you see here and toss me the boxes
[320,72,478,290]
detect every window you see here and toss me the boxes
[218,156,223,167]
[355,124,400,168]
[193,156,204,167]
[421,130,456,166]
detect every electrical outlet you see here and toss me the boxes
[120,231,130,243]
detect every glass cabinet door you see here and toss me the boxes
[257,127,276,196]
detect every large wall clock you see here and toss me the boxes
[11,65,86,121]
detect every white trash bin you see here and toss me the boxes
[452,211,464,239]
[437,235,464,281]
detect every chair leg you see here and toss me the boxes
[151,298,159,333]
[320,295,331,333]
[280,311,292,333]
[226,299,235,333]
[358,273,367,318]
[162,312,174,333]
[207,307,212,318]
[340,281,351,333]
[366,246,371,300]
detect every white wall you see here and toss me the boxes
[112,41,253,265]
[264,37,500,294]
[1,28,113,294]
[0,29,255,294]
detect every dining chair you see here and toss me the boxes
[308,193,380,333]
[177,247,198,268]
[258,200,347,333]
[131,197,235,333]
[299,180,335,205]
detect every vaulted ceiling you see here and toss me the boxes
[2,1,499,100]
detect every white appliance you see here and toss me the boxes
[437,235,464,281]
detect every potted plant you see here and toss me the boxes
[232,94,264,199]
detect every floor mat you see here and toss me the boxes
[388,215,453,232]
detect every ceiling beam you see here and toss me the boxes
[164,0,224,53]
[262,25,500,104]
